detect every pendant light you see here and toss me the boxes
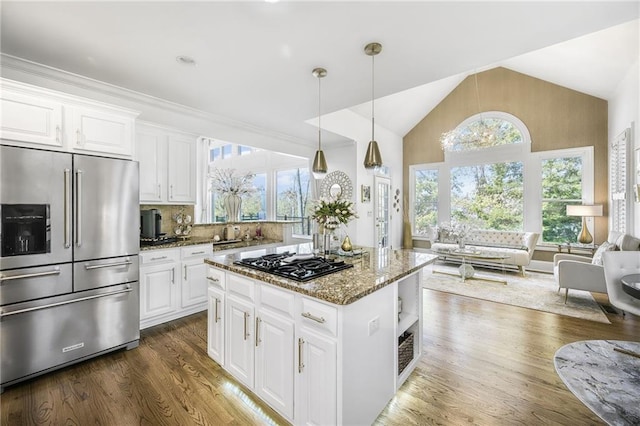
[311,67,328,179]
[364,42,383,170]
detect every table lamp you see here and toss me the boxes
[566,204,603,244]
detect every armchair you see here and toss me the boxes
[554,253,607,303]
[554,231,640,303]
[602,251,640,316]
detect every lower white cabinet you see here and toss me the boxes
[206,265,423,425]
[256,309,295,419]
[226,295,255,388]
[140,244,213,329]
[295,328,337,425]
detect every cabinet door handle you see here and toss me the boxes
[157,184,161,199]
[214,298,220,323]
[56,126,61,143]
[76,129,83,146]
[170,184,174,199]
[171,268,175,284]
[243,311,250,341]
[298,338,305,373]
[302,312,326,324]
[184,265,188,280]
[255,317,262,347]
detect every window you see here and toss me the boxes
[221,144,232,159]
[413,169,438,236]
[238,145,253,156]
[410,112,595,246]
[540,155,584,244]
[442,116,524,152]
[241,173,266,220]
[451,161,524,230]
[276,168,312,235]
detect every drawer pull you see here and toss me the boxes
[301,312,326,324]
[207,277,220,283]
[298,338,305,373]
[0,268,61,283]
[255,317,262,347]
[150,256,168,261]
[191,251,206,255]
[85,260,132,270]
[243,311,250,341]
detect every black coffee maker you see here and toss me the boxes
[140,209,162,239]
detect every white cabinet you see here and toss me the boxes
[1,79,137,157]
[206,264,424,426]
[226,295,255,388]
[140,244,212,329]
[68,104,134,157]
[139,250,180,322]
[135,122,197,204]
[295,328,337,425]
[181,245,212,308]
[207,271,225,365]
[0,86,63,147]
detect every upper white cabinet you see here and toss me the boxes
[136,122,197,204]
[0,79,138,157]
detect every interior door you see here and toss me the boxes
[374,176,391,248]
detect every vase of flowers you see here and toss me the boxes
[210,168,256,222]
[311,196,358,254]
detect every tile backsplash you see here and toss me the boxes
[140,205,283,241]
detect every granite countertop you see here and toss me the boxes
[204,243,438,305]
[140,237,282,252]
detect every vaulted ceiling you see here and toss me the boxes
[1,2,638,147]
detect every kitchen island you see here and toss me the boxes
[204,243,437,426]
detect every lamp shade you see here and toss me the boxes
[312,149,328,179]
[566,204,603,217]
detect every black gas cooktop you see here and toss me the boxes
[234,252,353,282]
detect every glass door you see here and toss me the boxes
[374,176,391,248]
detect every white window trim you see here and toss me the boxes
[409,112,595,245]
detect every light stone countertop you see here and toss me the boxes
[140,237,282,252]
[204,243,438,305]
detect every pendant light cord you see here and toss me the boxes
[318,75,322,150]
[371,54,375,141]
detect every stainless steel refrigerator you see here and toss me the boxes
[0,144,140,392]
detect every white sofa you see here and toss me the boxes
[431,229,539,275]
[554,231,640,303]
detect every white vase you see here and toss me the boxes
[224,194,242,222]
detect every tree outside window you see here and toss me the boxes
[541,157,583,244]
[451,161,524,231]
[413,169,438,236]
[276,168,312,235]
[241,172,266,220]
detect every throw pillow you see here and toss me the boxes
[592,241,616,265]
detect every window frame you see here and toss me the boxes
[409,112,594,247]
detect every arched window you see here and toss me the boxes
[440,112,527,152]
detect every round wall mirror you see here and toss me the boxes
[320,171,353,200]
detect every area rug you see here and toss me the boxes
[423,265,610,324]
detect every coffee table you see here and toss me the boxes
[431,248,510,285]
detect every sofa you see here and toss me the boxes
[554,231,640,303]
[431,229,539,275]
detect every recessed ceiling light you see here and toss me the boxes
[176,55,196,65]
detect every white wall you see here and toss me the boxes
[322,109,404,248]
[608,57,640,236]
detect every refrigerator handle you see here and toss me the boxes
[75,169,83,247]
[64,168,72,248]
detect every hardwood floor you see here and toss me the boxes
[2,290,638,426]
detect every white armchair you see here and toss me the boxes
[554,253,607,303]
[602,251,640,316]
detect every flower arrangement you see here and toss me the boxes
[210,168,256,195]
[311,196,358,230]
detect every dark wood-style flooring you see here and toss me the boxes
[2,289,638,425]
